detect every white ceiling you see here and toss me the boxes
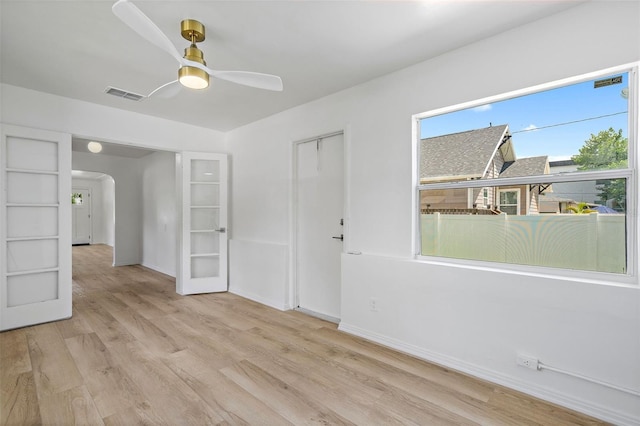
[1,0,583,132]
[72,170,109,180]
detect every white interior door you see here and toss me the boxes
[72,187,91,245]
[1,124,72,331]
[296,133,344,321]
[177,152,228,295]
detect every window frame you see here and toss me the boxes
[412,63,638,285]
[497,189,520,215]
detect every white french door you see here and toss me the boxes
[176,152,228,295]
[1,124,72,331]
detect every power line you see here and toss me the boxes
[511,111,628,134]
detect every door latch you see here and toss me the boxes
[215,227,226,233]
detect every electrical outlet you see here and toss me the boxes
[516,354,540,370]
[369,297,378,312]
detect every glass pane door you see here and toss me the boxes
[177,153,227,295]
[1,125,71,331]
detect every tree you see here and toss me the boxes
[566,202,596,214]
[572,128,627,209]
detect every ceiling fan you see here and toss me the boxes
[111,0,283,98]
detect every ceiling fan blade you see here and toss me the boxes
[147,80,181,99]
[112,0,181,63]
[182,59,283,91]
[211,70,284,92]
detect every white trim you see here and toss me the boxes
[418,168,632,191]
[294,307,340,324]
[412,116,421,256]
[338,322,640,426]
[414,62,639,121]
[414,253,636,287]
[626,67,638,279]
[228,287,288,311]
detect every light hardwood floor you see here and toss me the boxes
[1,244,607,425]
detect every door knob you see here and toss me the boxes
[332,234,343,241]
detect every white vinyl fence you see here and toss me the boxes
[421,213,626,273]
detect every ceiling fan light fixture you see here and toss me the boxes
[178,20,209,90]
[179,66,209,89]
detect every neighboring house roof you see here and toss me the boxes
[549,159,575,167]
[420,124,510,181]
[591,205,619,214]
[539,194,575,203]
[500,155,549,178]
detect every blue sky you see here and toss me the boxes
[420,72,629,161]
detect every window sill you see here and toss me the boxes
[414,254,638,288]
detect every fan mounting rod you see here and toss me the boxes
[181,19,205,43]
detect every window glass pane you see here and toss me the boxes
[191,159,219,183]
[500,191,517,205]
[7,137,58,171]
[420,72,629,182]
[419,178,627,274]
[500,206,518,216]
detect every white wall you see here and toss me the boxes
[141,151,177,277]
[1,84,225,153]
[226,2,640,424]
[72,152,143,266]
[101,175,115,247]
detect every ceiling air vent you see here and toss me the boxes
[104,86,145,101]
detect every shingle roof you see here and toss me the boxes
[420,124,508,181]
[499,155,548,178]
[539,194,574,203]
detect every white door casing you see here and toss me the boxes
[176,152,228,295]
[72,187,91,245]
[295,132,344,321]
[1,124,72,331]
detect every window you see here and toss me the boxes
[498,189,519,215]
[415,66,635,276]
[71,192,83,205]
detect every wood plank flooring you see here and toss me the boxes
[1,244,608,425]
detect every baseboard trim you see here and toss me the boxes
[140,262,176,278]
[338,322,640,426]
[294,307,340,324]
[229,287,288,311]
